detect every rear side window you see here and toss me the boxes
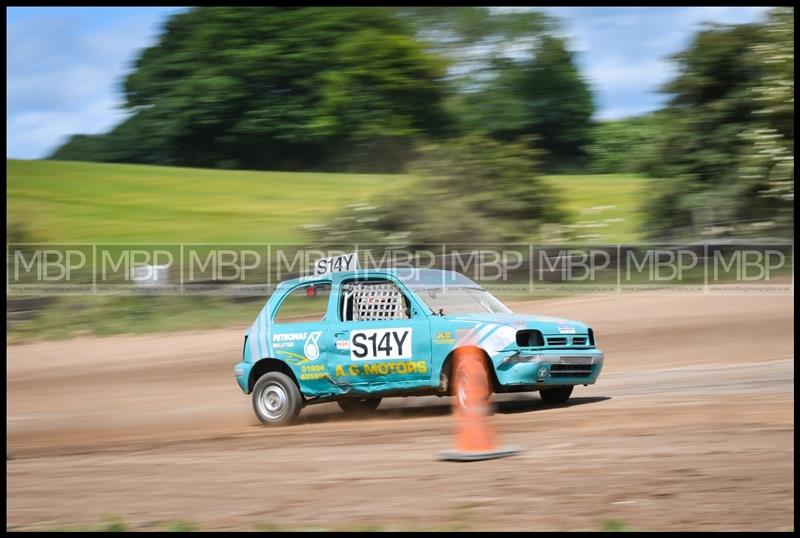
[340,279,410,322]
[274,282,331,323]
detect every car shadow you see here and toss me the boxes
[299,395,611,425]
[300,401,453,425]
[495,396,611,414]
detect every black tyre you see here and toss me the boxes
[540,386,573,404]
[252,372,303,426]
[337,397,382,415]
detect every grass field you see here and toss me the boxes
[544,173,647,243]
[6,159,404,244]
[7,160,649,244]
[6,159,651,341]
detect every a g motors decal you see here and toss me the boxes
[350,328,412,360]
[334,360,427,377]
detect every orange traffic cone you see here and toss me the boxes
[438,347,520,461]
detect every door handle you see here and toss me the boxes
[335,331,347,337]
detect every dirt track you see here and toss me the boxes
[6,291,794,531]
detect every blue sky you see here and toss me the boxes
[7,6,772,159]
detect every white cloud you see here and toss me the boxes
[548,7,772,120]
[595,104,662,121]
[6,8,179,159]
[586,58,675,92]
[676,6,771,27]
[7,99,130,159]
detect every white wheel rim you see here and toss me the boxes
[258,383,288,420]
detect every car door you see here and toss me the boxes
[324,276,432,390]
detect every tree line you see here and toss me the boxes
[50,7,592,172]
[50,7,793,240]
[587,7,793,239]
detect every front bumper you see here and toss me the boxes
[494,349,604,387]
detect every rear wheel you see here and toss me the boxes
[540,386,573,404]
[337,397,382,415]
[252,372,303,426]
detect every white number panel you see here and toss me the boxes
[349,328,412,360]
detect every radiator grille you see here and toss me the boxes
[549,364,593,378]
[545,335,589,347]
[517,332,594,348]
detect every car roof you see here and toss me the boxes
[277,268,481,289]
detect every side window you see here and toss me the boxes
[340,280,410,322]
[274,282,331,323]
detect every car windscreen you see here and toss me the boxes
[413,286,512,316]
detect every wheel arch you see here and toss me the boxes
[248,358,301,394]
[438,345,500,394]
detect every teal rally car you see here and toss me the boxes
[234,266,604,426]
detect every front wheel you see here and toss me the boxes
[252,372,303,426]
[337,397,382,415]
[540,386,573,404]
